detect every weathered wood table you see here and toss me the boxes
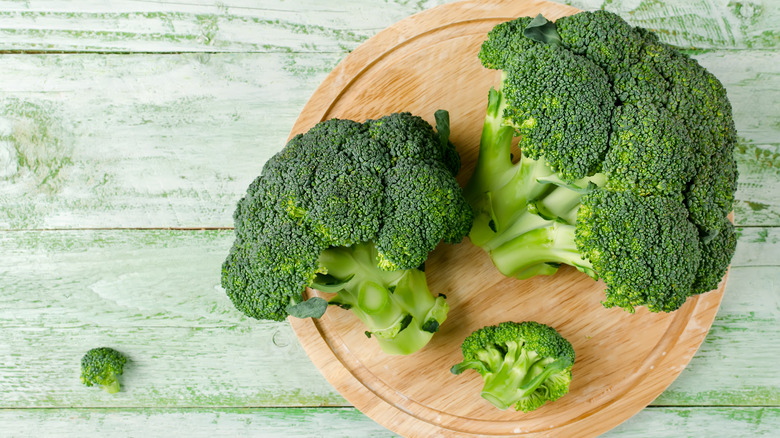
[1,1,777,436]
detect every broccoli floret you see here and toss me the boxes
[465,12,738,313]
[692,217,737,295]
[604,104,695,195]
[222,110,472,354]
[501,43,613,182]
[555,10,646,75]
[577,190,702,312]
[80,347,127,394]
[451,321,574,412]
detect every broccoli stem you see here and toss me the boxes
[466,85,602,280]
[479,341,563,410]
[490,222,594,279]
[313,242,448,355]
[101,378,121,394]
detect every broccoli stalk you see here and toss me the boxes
[312,242,448,355]
[451,321,574,412]
[466,86,599,280]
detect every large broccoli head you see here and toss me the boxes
[465,12,738,313]
[222,111,472,354]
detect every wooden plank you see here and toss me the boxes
[0,229,242,327]
[656,267,780,405]
[0,324,346,408]
[606,407,780,437]
[0,50,776,229]
[0,406,777,437]
[0,1,775,53]
[0,227,772,327]
[570,0,779,50]
[0,0,453,53]
[0,407,396,438]
[0,228,776,408]
[0,52,341,229]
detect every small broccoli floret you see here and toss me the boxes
[222,110,472,354]
[377,158,473,269]
[478,17,536,70]
[80,347,127,394]
[465,12,738,313]
[604,104,695,195]
[555,10,646,75]
[451,321,574,412]
[501,43,613,181]
[686,154,739,236]
[367,111,461,176]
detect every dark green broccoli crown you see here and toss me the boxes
[469,11,738,312]
[222,112,471,320]
[576,190,702,312]
[377,158,473,269]
[555,10,646,75]
[693,218,737,295]
[605,104,695,195]
[500,43,613,181]
[367,112,461,176]
[80,347,127,393]
[686,155,738,235]
[478,16,537,70]
[460,321,575,364]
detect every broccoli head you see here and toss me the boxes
[222,110,472,354]
[80,347,127,394]
[451,321,574,412]
[465,12,738,313]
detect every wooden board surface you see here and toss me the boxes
[288,1,728,436]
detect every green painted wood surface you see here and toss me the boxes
[0,0,777,436]
[1,407,778,437]
[0,50,776,229]
[0,228,777,410]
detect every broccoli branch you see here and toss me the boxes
[312,242,448,355]
[465,85,602,280]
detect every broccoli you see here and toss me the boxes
[465,12,738,313]
[80,347,127,394]
[451,321,574,412]
[222,110,472,355]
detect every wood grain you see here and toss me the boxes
[0,1,774,53]
[0,51,775,229]
[1,407,777,438]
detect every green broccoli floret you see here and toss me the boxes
[80,347,127,394]
[451,321,574,412]
[465,12,738,313]
[222,110,472,355]
[692,217,737,295]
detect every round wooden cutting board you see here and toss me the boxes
[288,1,728,436]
